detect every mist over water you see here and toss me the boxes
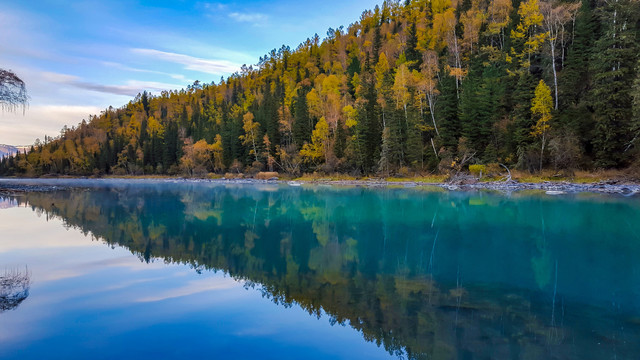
[1,179,639,359]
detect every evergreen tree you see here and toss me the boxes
[590,0,638,167]
[293,84,312,147]
[436,73,461,151]
[405,21,422,70]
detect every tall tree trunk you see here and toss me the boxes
[551,43,559,110]
[427,93,440,136]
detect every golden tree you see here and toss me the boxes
[239,112,261,163]
[509,0,546,73]
[300,117,329,164]
[531,80,553,172]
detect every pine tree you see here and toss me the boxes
[590,0,639,167]
[558,0,597,153]
[628,59,640,154]
[405,21,422,70]
[293,84,312,147]
[437,73,460,151]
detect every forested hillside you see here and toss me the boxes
[2,0,639,177]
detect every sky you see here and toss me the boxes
[0,0,380,145]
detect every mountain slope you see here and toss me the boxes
[0,145,18,159]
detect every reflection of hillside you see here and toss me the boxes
[13,184,640,359]
[0,267,30,313]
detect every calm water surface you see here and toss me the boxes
[1,179,640,359]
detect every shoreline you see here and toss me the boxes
[287,178,640,195]
[1,176,640,196]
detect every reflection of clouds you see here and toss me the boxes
[233,326,279,337]
[36,268,84,283]
[37,256,167,284]
[0,207,97,253]
[136,277,242,303]
[75,255,159,272]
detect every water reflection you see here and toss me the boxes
[3,181,640,359]
[0,267,30,312]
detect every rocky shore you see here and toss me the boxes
[1,177,639,196]
[289,179,640,195]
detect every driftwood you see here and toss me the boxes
[499,163,512,182]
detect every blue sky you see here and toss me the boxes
[0,0,380,145]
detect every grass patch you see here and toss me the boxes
[511,169,615,184]
[386,175,447,183]
[102,174,175,179]
[294,173,358,181]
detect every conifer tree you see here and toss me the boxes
[590,0,638,167]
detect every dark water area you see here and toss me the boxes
[1,179,639,359]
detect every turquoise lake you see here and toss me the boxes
[1,179,639,359]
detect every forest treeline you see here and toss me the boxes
[2,0,640,177]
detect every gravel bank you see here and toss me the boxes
[1,178,639,196]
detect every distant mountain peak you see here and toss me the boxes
[0,144,19,158]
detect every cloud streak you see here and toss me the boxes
[42,71,186,96]
[131,48,241,75]
[101,61,190,82]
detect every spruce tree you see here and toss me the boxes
[436,73,460,151]
[590,0,638,167]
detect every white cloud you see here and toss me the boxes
[131,48,241,75]
[228,12,268,24]
[202,2,227,11]
[40,72,78,83]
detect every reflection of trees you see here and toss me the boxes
[12,184,640,359]
[0,267,30,313]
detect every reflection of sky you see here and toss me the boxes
[0,205,392,360]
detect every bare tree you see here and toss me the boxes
[541,1,581,110]
[0,69,28,113]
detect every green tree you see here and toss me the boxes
[590,0,639,167]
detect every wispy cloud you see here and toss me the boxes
[100,61,191,82]
[42,71,185,96]
[131,48,241,75]
[202,2,227,11]
[228,12,268,25]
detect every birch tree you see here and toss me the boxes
[541,1,581,109]
[240,112,261,163]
